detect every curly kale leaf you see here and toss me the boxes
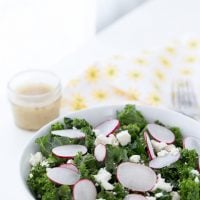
[36,133,74,157]
[74,153,98,180]
[27,165,72,200]
[57,185,72,200]
[117,104,147,128]
[81,126,96,153]
[72,118,92,129]
[170,127,183,147]
[97,183,128,200]
[105,145,128,174]
[180,149,198,169]
[51,122,65,131]
[63,117,73,129]
[180,179,200,200]
[160,149,199,190]
[27,165,57,200]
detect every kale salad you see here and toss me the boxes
[27,105,200,200]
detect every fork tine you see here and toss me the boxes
[186,80,198,107]
[171,79,200,119]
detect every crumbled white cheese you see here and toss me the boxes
[157,150,169,157]
[29,173,33,178]
[116,130,131,146]
[72,126,77,130]
[94,134,119,146]
[129,155,141,163]
[171,192,180,200]
[169,147,179,156]
[151,140,167,152]
[194,176,199,183]
[155,192,163,198]
[95,135,110,146]
[190,169,200,176]
[164,144,176,152]
[40,160,49,167]
[101,181,114,190]
[94,168,114,190]
[152,174,173,192]
[67,159,74,164]
[108,134,119,146]
[146,197,156,200]
[29,152,43,166]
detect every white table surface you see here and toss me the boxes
[1,0,200,199]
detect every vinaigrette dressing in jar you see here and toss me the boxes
[7,70,61,131]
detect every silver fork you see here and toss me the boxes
[171,80,200,120]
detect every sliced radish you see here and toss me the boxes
[73,179,97,200]
[47,167,80,185]
[51,129,85,139]
[144,132,156,160]
[149,152,180,169]
[94,144,106,162]
[60,163,79,173]
[183,137,200,155]
[52,145,87,158]
[117,162,156,192]
[95,119,120,137]
[124,194,147,200]
[147,124,175,144]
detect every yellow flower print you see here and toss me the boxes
[71,94,87,110]
[105,64,118,78]
[154,69,166,81]
[184,56,197,63]
[128,70,142,81]
[85,66,100,83]
[187,39,199,49]
[112,87,127,97]
[180,67,193,76]
[165,46,176,55]
[159,56,172,68]
[127,90,140,101]
[133,57,148,66]
[147,92,161,105]
[92,90,108,101]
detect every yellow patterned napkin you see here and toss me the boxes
[61,37,200,113]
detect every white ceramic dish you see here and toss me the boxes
[20,104,200,199]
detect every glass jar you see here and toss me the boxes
[7,70,61,131]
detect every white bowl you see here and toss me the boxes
[20,104,200,199]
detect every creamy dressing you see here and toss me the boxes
[11,83,61,131]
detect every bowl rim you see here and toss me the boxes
[19,103,200,199]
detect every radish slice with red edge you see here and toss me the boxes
[147,124,175,144]
[95,119,120,136]
[144,132,156,160]
[52,145,87,158]
[149,152,180,169]
[183,136,200,155]
[73,179,97,200]
[94,144,106,162]
[51,129,85,139]
[47,167,80,185]
[117,162,157,192]
[60,163,79,173]
[124,194,147,200]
